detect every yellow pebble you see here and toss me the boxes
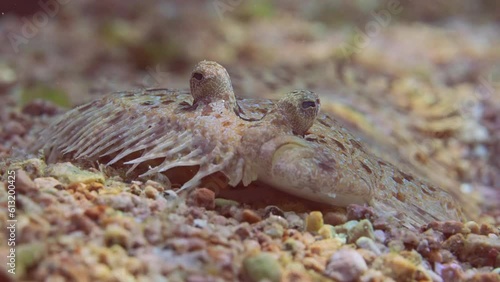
[305,211,324,233]
[318,224,335,239]
[309,238,343,257]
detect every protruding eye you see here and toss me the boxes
[192,72,204,81]
[301,100,316,109]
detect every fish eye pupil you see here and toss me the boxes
[192,72,204,81]
[301,101,316,109]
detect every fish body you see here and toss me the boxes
[39,61,467,229]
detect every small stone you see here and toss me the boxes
[283,238,305,256]
[14,169,37,194]
[359,269,387,282]
[67,182,86,193]
[324,211,347,226]
[33,177,62,191]
[465,221,480,234]
[70,213,97,234]
[265,214,289,229]
[96,192,135,211]
[284,212,303,229]
[166,237,206,253]
[87,181,104,191]
[303,257,325,273]
[325,248,368,282]
[336,220,359,234]
[46,162,105,184]
[104,225,131,248]
[282,262,312,282]
[346,204,375,221]
[356,248,377,266]
[425,221,466,237]
[84,205,107,221]
[214,198,239,208]
[439,249,455,263]
[425,250,443,263]
[435,262,464,282]
[401,229,420,247]
[18,195,43,214]
[373,253,431,282]
[374,229,386,243]
[144,185,159,199]
[186,274,219,282]
[305,211,324,233]
[263,223,284,239]
[318,224,336,239]
[372,217,391,231]
[466,272,500,282]
[193,219,207,229]
[5,120,26,136]
[16,242,46,277]
[356,237,381,255]
[188,188,215,209]
[129,183,142,195]
[387,240,405,253]
[144,179,166,192]
[128,183,142,196]
[422,229,445,248]
[263,205,285,218]
[309,238,343,257]
[461,234,500,267]
[22,99,60,116]
[427,270,443,282]
[301,230,316,245]
[348,219,375,244]
[242,209,262,224]
[225,205,243,220]
[92,263,113,281]
[7,158,46,178]
[111,268,135,282]
[234,225,252,240]
[400,250,423,266]
[480,223,498,236]
[242,252,282,282]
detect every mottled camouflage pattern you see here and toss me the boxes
[39,61,466,229]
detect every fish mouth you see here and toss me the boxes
[261,136,371,207]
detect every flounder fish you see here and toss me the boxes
[39,60,466,229]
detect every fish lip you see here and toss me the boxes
[258,135,373,207]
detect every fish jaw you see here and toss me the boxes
[257,135,373,207]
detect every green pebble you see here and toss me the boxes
[335,220,358,234]
[214,198,239,208]
[347,219,375,244]
[264,223,284,239]
[319,224,337,239]
[356,236,381,255]
[283,238,304,255]
[16,242,46,277]
[46,162,105,184]
[21,84,70,108]
[243,252,282,282]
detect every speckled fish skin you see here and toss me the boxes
[39,60,466,230]
[41,61,251,191]
[41,88,252,190]
[240,97,466,229]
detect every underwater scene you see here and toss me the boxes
[0,1,499,281]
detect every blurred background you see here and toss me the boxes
[0,1,499,210]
